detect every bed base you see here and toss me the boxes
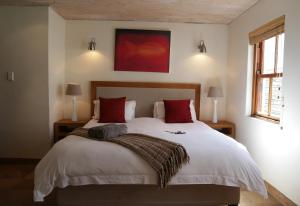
[46,185,240,206]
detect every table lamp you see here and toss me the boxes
[207,86,223,123]
[66,83,82,121]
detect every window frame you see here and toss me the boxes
[251,35,283,123]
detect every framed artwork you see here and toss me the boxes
[114,29,171,73]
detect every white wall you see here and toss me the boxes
[227,0,300,204]
[0,6,50,158]
[65,21,229,121]
[48,7,66,138]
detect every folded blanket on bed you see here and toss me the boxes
[69,128,190,188]
[88,124,127,139]
[69,124,127,139]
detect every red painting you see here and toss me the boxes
[114,29,171,73]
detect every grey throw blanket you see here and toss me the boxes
[88,124,127,139]
[69,128,190,188]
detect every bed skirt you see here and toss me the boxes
[45,184,240,206]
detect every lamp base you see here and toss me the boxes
[212,99,218,123]
[71,114,78,122]
[71,96,78,122]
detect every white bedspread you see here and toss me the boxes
[34,118,267,201]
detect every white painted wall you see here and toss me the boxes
[0,6,50,158]
[65,21,228,121]
[48,7,66,138]
[227,0,300,204]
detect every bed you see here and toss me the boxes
[34,81,267,206]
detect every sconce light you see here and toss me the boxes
[88,38,96,50]
[198,40,207,53]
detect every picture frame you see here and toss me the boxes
[114,29,171,73]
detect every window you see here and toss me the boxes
[249,16,285,122]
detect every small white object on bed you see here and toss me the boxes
[34,118,267,201]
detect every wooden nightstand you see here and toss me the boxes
[54,119,88,143]
[203,120,235,138]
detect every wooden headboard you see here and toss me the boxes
[91,81,201,120]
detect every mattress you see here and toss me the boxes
[34,118,267,201]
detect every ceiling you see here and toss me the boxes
[0,0,259,24]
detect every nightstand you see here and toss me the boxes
[54,119,88,143]
[203,120,235,138]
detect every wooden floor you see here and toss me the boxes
[0,163,283,206]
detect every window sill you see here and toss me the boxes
[250,114,280,125]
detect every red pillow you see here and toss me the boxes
[163,99,192,123]
[99,97,126,123]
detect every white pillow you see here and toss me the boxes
[153,100,197,122]
[93,99,136,121]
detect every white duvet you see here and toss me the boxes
[34,118,267,201]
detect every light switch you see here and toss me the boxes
[7,72,14,81]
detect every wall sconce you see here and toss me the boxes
[198,40,207,53]
[88,38,96,50]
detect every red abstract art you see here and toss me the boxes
[114,29,171,73]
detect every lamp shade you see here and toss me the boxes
[207,86,223,98]
[66,83,82,96]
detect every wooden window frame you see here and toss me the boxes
[251,35,283,123]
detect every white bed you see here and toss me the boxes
[34,117,267,202]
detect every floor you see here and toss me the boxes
[0,163,283,206]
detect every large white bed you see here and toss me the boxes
[34,81,267,206]
[35,118,267,201]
